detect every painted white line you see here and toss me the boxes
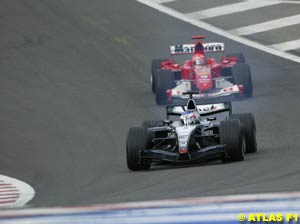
[281,0,300,3]
[185,0,281,20]
[230,14,300,36]
[153,0,176,3]
[271,38,300,51]
[0,175,35,208]
[137,0,300,63]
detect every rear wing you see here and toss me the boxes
[170,43,225,55]
[166,102,232,119]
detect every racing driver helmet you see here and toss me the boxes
[192,55,205,66]
[180,111,200,125]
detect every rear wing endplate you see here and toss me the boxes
[170,43,225,55]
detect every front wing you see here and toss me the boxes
[140,144,227,163]
[168,80,242,100]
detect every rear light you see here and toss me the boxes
[166,89,172,96]
[238,85,244,92]
[238,85,244,95]
[179,148,188,154]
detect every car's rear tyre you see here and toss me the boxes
[221,53,246,77]
[232,63,253,97]
[226,52,245,63]
[155,69,175,105]
[220,119,245,161]
[142,120,164,128]
[230,113,257,153]
[151,58,168,93]
[126,127,151,171]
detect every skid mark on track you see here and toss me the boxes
[112,36,129,45]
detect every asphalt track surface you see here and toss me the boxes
[1,0,300,207]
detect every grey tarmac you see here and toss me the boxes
[0,0,300,207]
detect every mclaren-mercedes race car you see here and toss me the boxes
[126,92,257,171]
[151,35,253,105]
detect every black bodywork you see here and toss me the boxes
[140,102,233,163]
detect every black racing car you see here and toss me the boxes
[126,92,257,171]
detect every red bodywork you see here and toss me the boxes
[161,36,239,93]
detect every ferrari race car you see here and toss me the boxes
[151,36,253,105]
[126,92,257,171]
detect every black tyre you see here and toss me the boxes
[155,69,175,105]
[142,120,164,128]
[226,52,245,63]
[230,113,257,153]
[151,58,168,93]
[126,127,151,171]
[220,119,245,161]
[232,63,253,97]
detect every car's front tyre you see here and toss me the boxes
[126,127,151,171]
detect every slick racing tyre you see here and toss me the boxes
[151,58,168,93]
[126,127,151,171]
[221,53,246,77]
[155,69,175,105]
[220,119,245,161]
[232,63,253,97]
[142,120,164,128]
[231,113,257,153]
[225,52,245,63]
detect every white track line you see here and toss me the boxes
[153,0,176,3]
[185,0,281,20]
[281,0,300,3]
[271,38,300,51]
[137,0,300,63]
[230,14,300,36]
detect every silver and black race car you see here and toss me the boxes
[126,92,257,171]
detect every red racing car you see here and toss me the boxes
[151,36,253,105]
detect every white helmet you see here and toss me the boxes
[180,111,200,125]
[193,56,205,66]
